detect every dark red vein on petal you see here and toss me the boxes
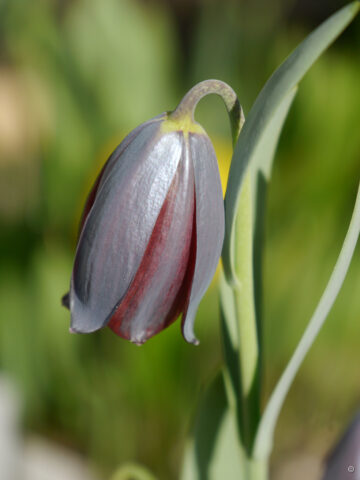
[108,171,195,342]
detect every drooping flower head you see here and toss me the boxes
[62,80,241,345]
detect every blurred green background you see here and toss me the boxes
[0,0,359,478]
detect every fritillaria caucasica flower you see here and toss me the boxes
[322,412,360,480]
[62,80,241,345]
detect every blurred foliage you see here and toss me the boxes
[0,0,359,478]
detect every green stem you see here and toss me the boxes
[170,79,244,146]
[246,457,269,480]
[232,171,261,454]
[172,78,264,474]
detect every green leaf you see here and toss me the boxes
[251,87,298,325]
[223,1,360,282]
[110,463,157,480]
[253,182,360,460]
[219,272,240,407]
[180,373,245,480]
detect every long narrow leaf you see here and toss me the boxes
[251,87,298,330]
[223,1,360,282]
[253,183,360,460]
[180,373,245,480]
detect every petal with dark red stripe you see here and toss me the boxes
[108,134,196,344]
[70,124,183,333]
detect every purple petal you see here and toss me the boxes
[182,132,225,344]
[62,115,167,310]
[70,123,183,333]
[108,136,195,344]
[323,412,360,480]
[78,113,166,237]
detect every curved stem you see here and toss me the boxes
[170,79,244,147]
[253,182,360,460]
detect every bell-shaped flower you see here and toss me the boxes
[62,80,240,345]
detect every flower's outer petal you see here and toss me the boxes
[108,136,195,344]
[182,132,225,344]
[322,412,360,480]
[61,115,167,309]
[78,113,166,236]
[61,292,70,309]
[70,124,183,333]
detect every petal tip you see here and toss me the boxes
[70,293,108,334]
[181,318,200,345]
[61,292,70,309]
[181,304,200,345]
[132,339,145,347]
[129,330,149,346]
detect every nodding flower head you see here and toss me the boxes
[62,80,241,345]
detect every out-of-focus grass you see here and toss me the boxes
[0,0,359,478]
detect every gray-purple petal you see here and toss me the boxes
[108,134,196,344]
[181,131,225,344]
[70,124,183,333]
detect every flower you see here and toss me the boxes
[322,412,360,480]
[62,109,225,345]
